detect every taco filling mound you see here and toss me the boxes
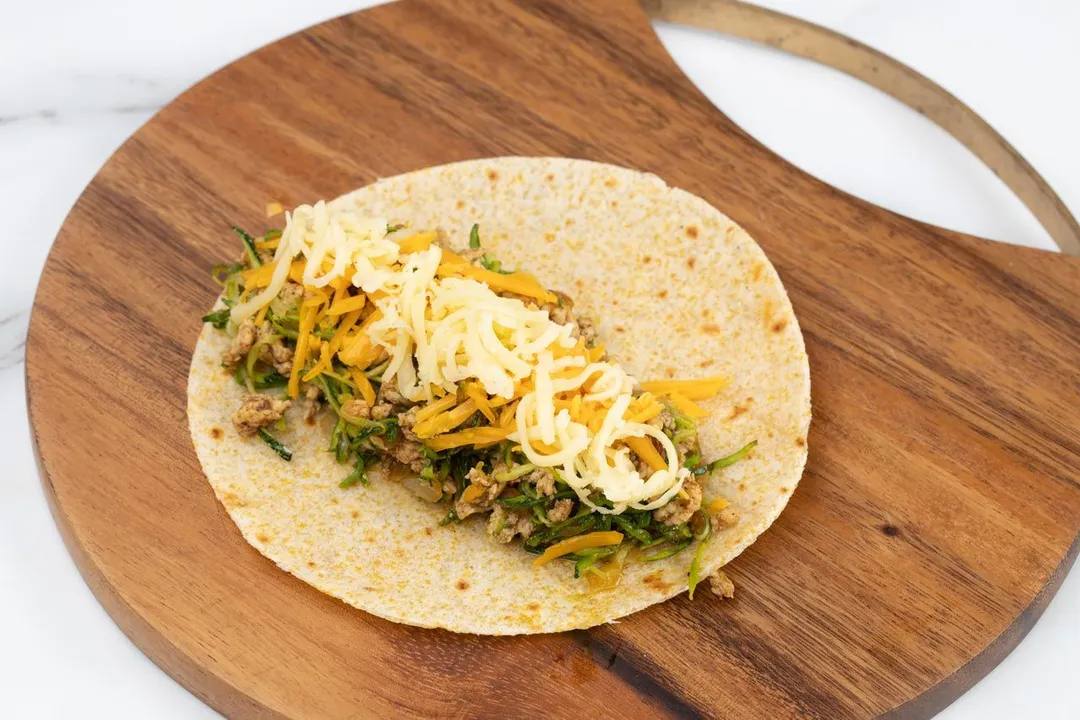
[187,157,810,634]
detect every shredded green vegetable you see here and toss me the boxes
[687,512,712,599]
[480,253,514,274]
[232,225,262,267]
[202,308,230,329]
[258,428,292,461]
[710,439,758,472]
[469,223,481,249]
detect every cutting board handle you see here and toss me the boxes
[643,0,1080,256]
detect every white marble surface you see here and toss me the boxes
[2,0,1077,717]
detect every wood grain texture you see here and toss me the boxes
[25,0,1080,717]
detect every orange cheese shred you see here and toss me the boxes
[498,400,519,428]
[328,309,363,356]
[465,384,497,423]
[639,376,729,401]
[350,369,377,407]
[460,483,486,504]
[705,497,730,514]
[550,337,586,359]
[666,392,708,419]
[302,342,333,382]
[424,426,513,452]
[326,294,367,316]
[414,400,478,438]
[624,436,667,472]
[436,263,557,305]
[533,532,624,567]
[288,304,319,398]
[397,231,437,254]
[415,395,457,424]
[240,262,278,289]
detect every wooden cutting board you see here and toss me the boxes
[26,0,1080,717]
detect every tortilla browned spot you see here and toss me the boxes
[642,572,672,593]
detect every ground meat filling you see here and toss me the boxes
[546,291,574,326]
[575,315,598,346]
[276,281,304,308]
[340,396,371,421]
[397,406,420,441]
[716,507,738,529]
[708,569,735,599]
[647,408,677,434]
[545,498,574,524]
[633,454,655,480]
[531,468,556,496]
[303,384,322,424]
[456,463,504,519]
[256,321,294,374]
[385,439,425,473]
[460,247,486,263]
[233,394,290,436]
[221,318,257,367]
[378,384,410,407]
[653,476,703,525]
[486,505,534,543]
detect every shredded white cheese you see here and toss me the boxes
[235,203,686,509]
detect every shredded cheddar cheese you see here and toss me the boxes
[251,200,731,508]
[666,392,708,419]
[639,376,729,400]
[532,531,624,567]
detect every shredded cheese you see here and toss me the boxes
[247,200,713,508]
[532,531,624,567]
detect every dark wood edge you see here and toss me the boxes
[23,336,282,719]
[641,0,1080,257]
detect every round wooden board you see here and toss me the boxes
[26,0,1080,717]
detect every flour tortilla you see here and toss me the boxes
[187,157,811,634]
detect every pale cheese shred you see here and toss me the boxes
[239,202,688,508]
